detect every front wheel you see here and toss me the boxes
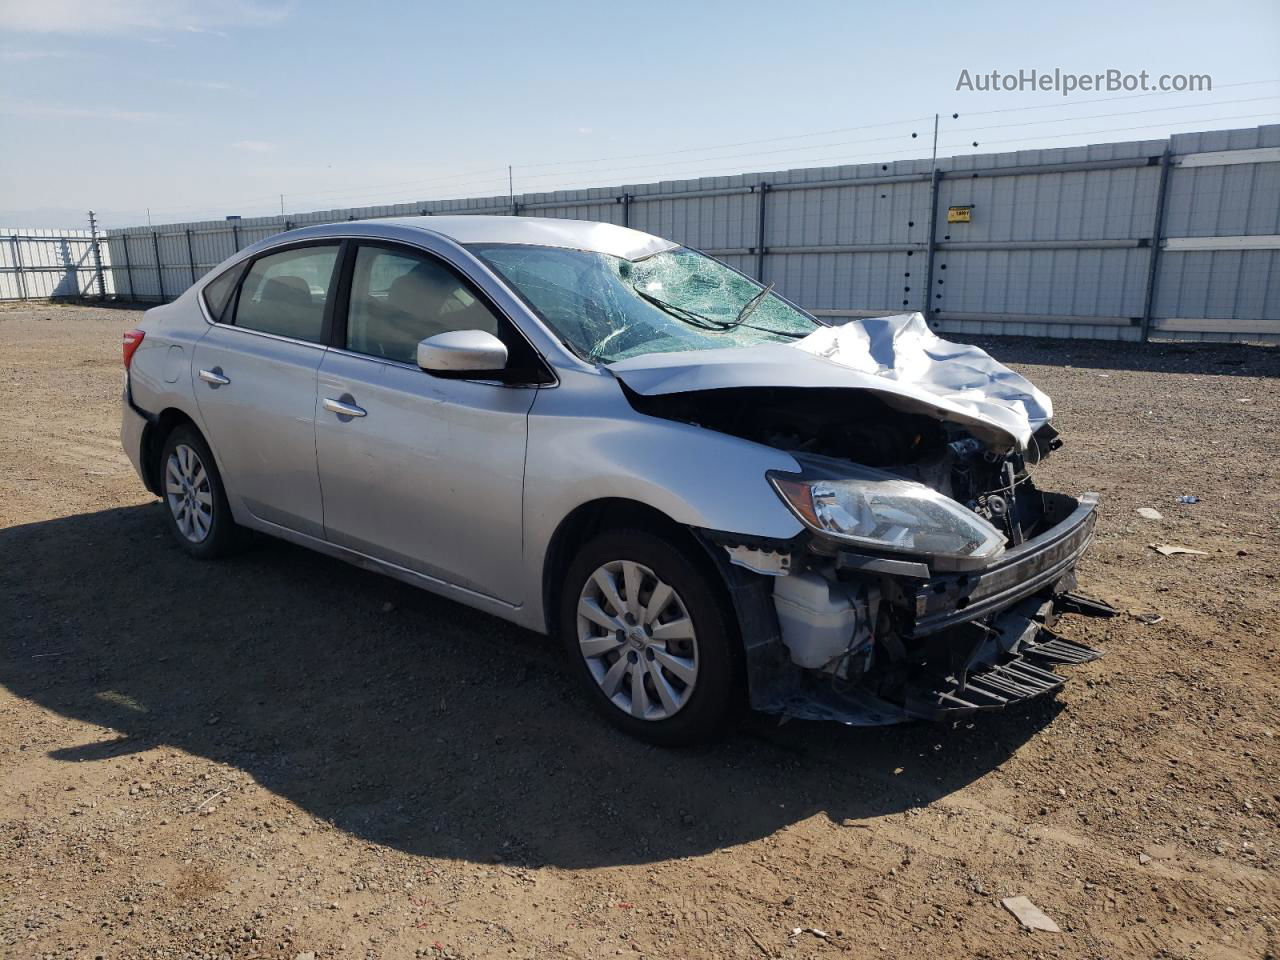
[559,529,739,746]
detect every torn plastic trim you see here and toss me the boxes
[689,529,802,712]
[699,527,808,579]
[724,544,792,576]
[902,596,1103,720]
[767,591,1104,727]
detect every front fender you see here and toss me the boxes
[519,368,804,631]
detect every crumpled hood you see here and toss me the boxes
[609,312,1053,450]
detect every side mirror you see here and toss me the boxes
[416,329,508,375]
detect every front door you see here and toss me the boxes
[314,242,539,603]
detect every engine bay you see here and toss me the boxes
[626,385,1063,548]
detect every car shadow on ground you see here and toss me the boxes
[2,504,1063,870]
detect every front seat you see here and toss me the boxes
[366,265,456,360]
[387,266,453,325]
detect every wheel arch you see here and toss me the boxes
[540,497,734,641]
[139,407,202,496]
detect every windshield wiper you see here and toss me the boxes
[633,283,813,340]
[733,281,775,328]
[631,285,727,331]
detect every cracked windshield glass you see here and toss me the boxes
[471,244,819,363]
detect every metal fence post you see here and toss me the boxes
[10,235,28,301]
[1139,148,1173,343]
[185,229,197,284]
[754,181,770,281]
[232,223,241,252]
[152,231,165,302]
[88,211,107,299]
[922,167,943,323]
[120,233,134,300]
[619,193,632,228]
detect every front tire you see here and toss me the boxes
[159,424,243,560]
[559,529,738,746]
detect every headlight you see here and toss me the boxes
[769,456,1006,568]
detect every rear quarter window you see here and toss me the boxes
[201,263,246,322]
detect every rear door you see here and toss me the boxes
[314,241,547,602]
[192,242,341,538]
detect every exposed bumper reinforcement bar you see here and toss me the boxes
[908,492,1099,637]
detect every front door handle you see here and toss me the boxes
[198,367,230,386]
[323,396,367,418]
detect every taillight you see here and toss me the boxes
[123,330,145,369]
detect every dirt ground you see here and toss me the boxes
[1,301,1277,960]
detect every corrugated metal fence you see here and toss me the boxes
[103,122,1280,343]
[2,227,113,300]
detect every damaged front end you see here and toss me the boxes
[617,313,1112,725]
[704,474,1110,727]
[637,394,1111,726]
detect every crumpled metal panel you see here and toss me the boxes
[610,312,1053,450]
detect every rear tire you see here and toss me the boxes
[559,528,738,746]
[158,424,244,560]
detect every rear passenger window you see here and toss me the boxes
[233,245,340,342]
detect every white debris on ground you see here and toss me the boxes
[1001,896,1061,933]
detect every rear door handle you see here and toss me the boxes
[322,396,367,418]
[198,367,230,386]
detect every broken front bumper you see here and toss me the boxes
[725,491,1108,727]
[906,491,1098,637]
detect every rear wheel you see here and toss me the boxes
[159,425,244,559]
[559,529,738,745]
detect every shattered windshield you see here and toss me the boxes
[470,243,821,364]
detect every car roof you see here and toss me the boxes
[353,215,679,261]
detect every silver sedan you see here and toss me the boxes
[121,216,1106,745]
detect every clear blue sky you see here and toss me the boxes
[2,0,1277,228]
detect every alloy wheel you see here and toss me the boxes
[165,443,214,543]
[575,559,699,721]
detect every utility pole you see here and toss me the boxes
[87,210,107,300]
[508,165,515,215]
[931,113,940,168]
[280,193,285,216]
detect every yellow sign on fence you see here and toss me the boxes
[947,205,973,223]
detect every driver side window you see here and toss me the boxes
[346,246,499,364]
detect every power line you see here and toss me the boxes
[525,111,1279,194]
[512,131,943,184]
[129,165,513,219]
[284,176,513,212]
[938,111,1280,149]
[508,97,1280,186]
[515,115,934,169]
[949,96,1280,134]
[513,79,1279,172]
[955,77,1280,116]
